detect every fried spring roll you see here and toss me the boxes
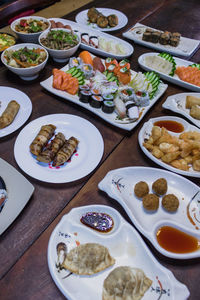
[30,124,56,156]
[0,100,20,129]
[52,136,79,166]
[36,132,65,163]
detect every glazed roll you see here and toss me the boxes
[30,124,56,156]
[52,136,79,167]
[0,100,20,129]
[36,132,65,163]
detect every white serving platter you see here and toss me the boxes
[48,204,190,300]
[48,18,133,59]
[138,52,200,92]
[0,86,32,138]
[98,167,200,259]
[75,8,128,32]
[138,115,200,177]
[14,114,104,183]
[123,22,200,57]
[0,158,34,235]
[162,92,200,128]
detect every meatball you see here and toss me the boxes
[107,14,118,27]
[134,181,149,198]
[87,7,100,23]
[97,16,109,28]
[152,178,167,195]
[162,194,179,212]
[143,194,159,211]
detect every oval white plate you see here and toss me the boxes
[14,114,104,183]
[75,8,128,32]
[162,92,200,128]
[0,86,32,138]
[138,52,200,92]
[48,18,133,59]
[48,204,190,299]
[123,23,200,57]
[98,167,200,259]
[138,115,200,177]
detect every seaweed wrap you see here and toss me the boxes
[36,132,65,163]
[52,136,79,167]
[30,124,56,156]
[0,100,20,129]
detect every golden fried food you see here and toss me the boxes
[193,159,200,171]
[152,178,167,195]
[97,15,109,28]
[161,151,180,163]
[134,181,149,198]
[162,194,179,212]
[152,146,164,159]
[190,105,200,120]
[107,14,118,27]
[87,7,101,23]
[171,159,189,171]
[143,194,159,211]
[0,100,20,129]
[186,95,200,109]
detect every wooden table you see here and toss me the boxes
[0,0,200,299]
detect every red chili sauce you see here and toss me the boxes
[154,120,184,133]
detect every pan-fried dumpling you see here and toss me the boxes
[102,266,152,300]
[62,243,115,275]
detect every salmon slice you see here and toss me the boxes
[175,66,200,86]
[52,69,79,95]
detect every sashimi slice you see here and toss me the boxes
[145,56,173,75]
[175,66,200,86]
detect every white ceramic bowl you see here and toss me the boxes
[39,28,80,62]
[11,16,51,43]
[1,43,49,81]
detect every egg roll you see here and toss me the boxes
[36,132,65,163]
[186,95,200,109]
[0,100,20,129]
[30,124,56,156]
[190,105,200,120]
[52,136,79,167]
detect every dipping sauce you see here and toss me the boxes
[156,226,200,254]
[80,212,114,233]
[154,120,184,133]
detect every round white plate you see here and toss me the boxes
[75,8,128,32]
[138,115,200,177]
[48,205,189,299]
[98,167,200,259]
[14,114,104,183]
[0,86,32,138]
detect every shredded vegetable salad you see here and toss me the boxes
[15,19,49,33]
[40,30,79,50]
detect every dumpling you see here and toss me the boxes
[62,243,115,275]
[102,266,152,300]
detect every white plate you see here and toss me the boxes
[0,158,34,235]
[138,115,200,177]
[138,52,200,92]
[0,86,32,138]
[75,8,128,32]
[123,23,200,57]
[162,92,200,128]
[14,114,104,183]
[48,18,133,59]
[98,167,200,259]
[40,64,168,131]
[48,204,190,299]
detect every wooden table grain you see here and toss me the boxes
[0,0,200,299]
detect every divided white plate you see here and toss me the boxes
[0,158,34,235]
[49,18,133,59]
[98,167,200,259]
[48,204,190,299]
[138,52,200,92]
[123,23,200,57]
[40,63,168,131]
[0,86,32,138]
[14,114,104,183]
[75,8,128,32]
[138,115,200,177]
[162,92,200,128]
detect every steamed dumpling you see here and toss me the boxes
[102,266,152,300]
[62,243,115,275]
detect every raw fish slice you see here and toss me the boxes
[114,96,126,119]
[52,136,79,166]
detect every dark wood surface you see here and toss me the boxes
[0,0,200,299]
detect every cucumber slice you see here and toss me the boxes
[66,67,76,74]
[78,79,85,85]
[107,72,114,80]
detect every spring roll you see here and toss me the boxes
[36,132,65,163]
[186,96,200,109]
[0,100,20,129]
[190,105,200,120]
[30,124,56,156]
[52,136,79,167]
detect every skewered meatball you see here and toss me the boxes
[162,194,179,212]
[97,16,109,28]
[143,194,159,211]
[152,178,167,195]
[107,14,118,27]
[134,181,149,198]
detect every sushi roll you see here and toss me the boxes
[79,84,90,91]
[119,87,135,102]
[102,93,114,101]
[81,33,89,45]
[79,90,92,103]
[125,101,139,120]
[90,95,103,108]
[159,32,171,45]
[172,32,181,39]
[151,31,161,43]
[135,91,150,107]
[145,28,154,33]
[0,176,7,213]
[102,100,115,113]
[89,36,99,48]
[81,64,94,79]
[170,37,180,47]
[142,31,152,42]
[69,57,82,68]
[91,88,101,96]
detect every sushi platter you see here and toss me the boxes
[123,23,200,57]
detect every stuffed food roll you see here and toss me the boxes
[0,100,20,129]
[52,136,79,166]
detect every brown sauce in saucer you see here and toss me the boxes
[154,120,184,133]
[80,212,114,233]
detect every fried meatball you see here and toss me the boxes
[97,16,109,28]
[107,14,118,27]
[152,178,167,195]
[87,7,100,23]
[143,194,159,211]
[162,194,179,212]
[134,181,149,198]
